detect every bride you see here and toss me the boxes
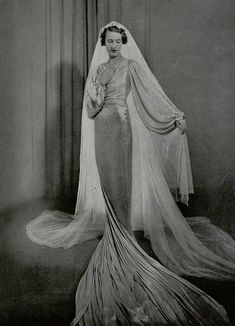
[26,22,234,324]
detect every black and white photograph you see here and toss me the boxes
[0,1,235,325]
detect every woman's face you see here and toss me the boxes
[105,31,123,58]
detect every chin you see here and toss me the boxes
[110,52,119,58]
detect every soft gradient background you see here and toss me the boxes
[0,0,234,233]
[0,1,235,325]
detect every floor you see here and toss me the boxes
[0,199,234,326]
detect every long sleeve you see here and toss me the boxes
[129,59,185,134]
[86,67,105,119]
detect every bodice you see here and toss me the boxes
[97,57,131,107]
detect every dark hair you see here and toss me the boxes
[100,25,128,46]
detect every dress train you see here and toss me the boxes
[71,190,230,326]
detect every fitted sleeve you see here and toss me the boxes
[129,59,185,134]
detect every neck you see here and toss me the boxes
[108,54,122,62]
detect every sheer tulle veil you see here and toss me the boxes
[26,22,235,279]
[75,21,194,227]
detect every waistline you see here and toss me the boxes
[103,99,127,107]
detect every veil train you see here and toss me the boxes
[26,22,235,280]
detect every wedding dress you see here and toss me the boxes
[26,21,235,280]
[26,21,234,324]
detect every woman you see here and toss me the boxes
[27,22,234,324]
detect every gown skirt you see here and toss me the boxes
[70,102,230,325]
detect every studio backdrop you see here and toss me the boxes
[0,0,234,234]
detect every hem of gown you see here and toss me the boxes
[70,192,231,326]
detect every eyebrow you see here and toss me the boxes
[106,38,121,41]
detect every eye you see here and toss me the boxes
[116,40,121,43]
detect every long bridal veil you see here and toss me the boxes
[26,22,235,279]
